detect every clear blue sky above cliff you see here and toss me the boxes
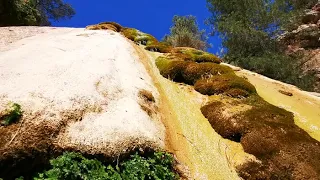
[52,0,222,54]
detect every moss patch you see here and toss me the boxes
[155,56,255,96]
[156,56,232,83]
[86,21,174,53]
[122,28,138,41]
[139,89,155,103]
[145,42,173,53]
[86,22,123,32]
[173,47,222,64]
[0,102,22,126]
[134,34,158,46]
[194,74,256,96]
[224,88,250,98]
[201,96,320,179]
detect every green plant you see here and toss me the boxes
[120,152,178,180]
[0,0,75,26]
[0,102,22,126]
[34,151,179,180]
[34,152,120,180]
[206,0,318,91]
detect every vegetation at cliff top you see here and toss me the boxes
[206,0,317,91]
[0,0,75,26]
[163,15,211,51]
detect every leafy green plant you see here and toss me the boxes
[0,102,22,126]
[34,152,120,180]
[34,151,179,180]
[120,152,178,180]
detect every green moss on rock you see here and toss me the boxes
[0,102,22,126]
[201,95,320,179]
[174,48,222,64]
[86,22,123,32]
[122,28,139,41]
[156,56,233,84]
[134,34,158,46]
[194,74,256,96]
[145,42,173,53]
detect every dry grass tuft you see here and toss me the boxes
[86,22,123,32]
[138,89,158,117]
[122,28,138,41]
[139,89,155,103]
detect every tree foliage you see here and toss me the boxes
[206,0,317,90]
[36,0,75,26]
[163,15,211,51]
[0,0,75,26]
[0,0,41,26]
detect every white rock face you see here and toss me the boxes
[0,27,164,155]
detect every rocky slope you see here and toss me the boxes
[280,1,320,92]
[1,23,320,179]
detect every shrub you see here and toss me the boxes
[34,152,116,180]
[34,151,179,180]
[207,0,318,92]
[163,15,211,51]
[0,0,41,26]
[228,53,316,91]
[120,152,179,180]
[0,102,22,126]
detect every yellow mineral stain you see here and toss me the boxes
[131,42,253,179]
[236,68,320,141]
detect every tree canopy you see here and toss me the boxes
[206,0,317,90]
[163,15,211,51]
[0,0,75,26]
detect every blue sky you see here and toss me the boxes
[53,0,222,54]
